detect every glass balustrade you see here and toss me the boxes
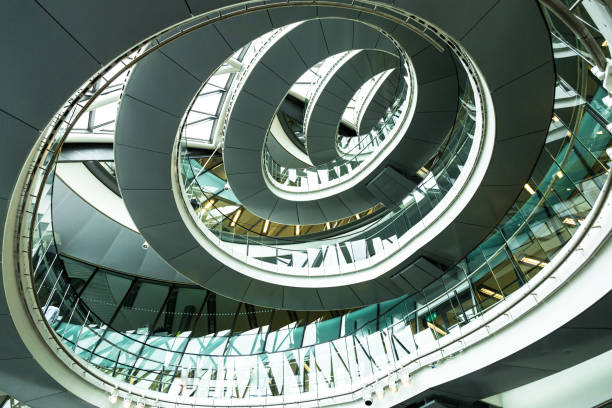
[180,74,476,279]
[18,1,612,403]
[34,91,610,398]
[262,62,410,193]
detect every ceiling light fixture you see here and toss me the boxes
[388,375,398,393]
[108,390,118,405]
[122,397,132,408]
[375,385,385,399]
[520,256,548,267]
[479,286,504,300]
[562,217,583,226]
[230,209,242,227]
[400,369,411,386]
[524,183,536,195]
[262,219,270,234]
[295,225,300,235]
[204,199,215,210]
[325,222,331,230]
[556,170,564,179]
[417,166,429,178]
[552,115,559,122]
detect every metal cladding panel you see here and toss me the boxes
[350,280,394,306]
[114,146,172,190]
[270,199,299,225]
[397,257,440,290]
[481,130,549,187]
[353,21,382,49]
[160,25,234,82]
[286,20,330,66]
[315,90,349,114]
[185,0,238,14]
[316,5,361,21]
[283,286,324,310]
[417,75,460,113]
[100,228,148,273]
[242,279,285,308]
[492,64,556,140]
[366,166,417,207]
[115,96,179,154]
[203,267,254,301]
[425,222,493,261]
[240,190,277,220]
[317,286,363,310]
[122,50,200,117]
[455,184,527,228]
[265,136,310,168]
[0,315,34,360]
[390,273,416,294]
[356,11,399,39]
[324,75,357,98]
[140,220,200,260]
[317,195,353,221]
[394,0,498,40]
[460,0,553,91]
[0,1,99,130]
[55,212,122,262]
[225,172,268,201]
[214,10,273,50]
[223,147,263,175]
[168,246,226,282]
[0,112,39,197]
[223,119,267,150]
[39,0,191,63]
[337,186,378,213]
[243,63,291,106]
[120,189,181,228]
[411,45,457,83]
[412,257,444,278]
[268,5,317,27]
[261,38,310,84]
[229,90,277,127]
[296,201,327,225]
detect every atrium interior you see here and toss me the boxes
[2,1,612,407]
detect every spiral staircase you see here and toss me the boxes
[1,1,612,407]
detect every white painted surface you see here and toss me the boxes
[484,349,612,408]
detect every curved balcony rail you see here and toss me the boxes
[335,72,397,157]
[182,153,385,238]
[302,51,360,138]
[12,1,612,406]
[262,61,409,194]
[32,85,611,400]
[179,74,477,279]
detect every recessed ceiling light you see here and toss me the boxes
[479,286,504,300]
[520,256,548,267]
[230,209,242,227]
